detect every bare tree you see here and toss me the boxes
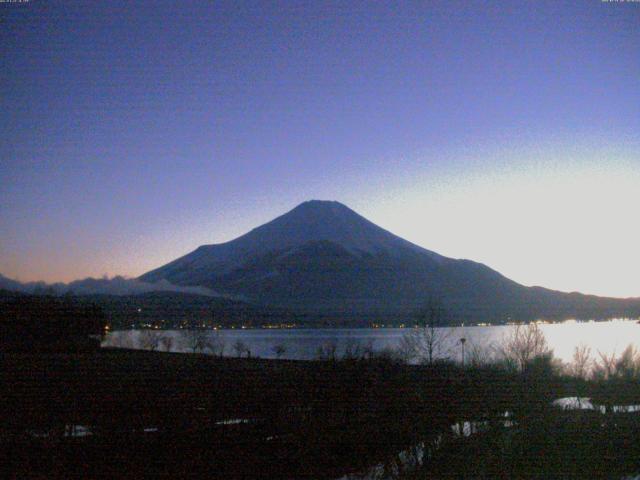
[466,341,496,368]
[272,343,286,359]
[398,298,452,364]
[565,344,592,380]
[180,329,209,354]
[343,338,365,360]
[614,345,640,380]
[316,339,338,361]
[160,335,174,352]
[362,339,375,360]
[594,345,640,381]
[105,330,135,349]
[138,329,162,351]
[233,340,248,358]
[206,330,226,357]
[497,322,551,372]
[593,350,617,380]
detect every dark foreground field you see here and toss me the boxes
[1,349,449,479]
[2,348,640,479]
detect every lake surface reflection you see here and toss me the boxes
[103,319,640,363]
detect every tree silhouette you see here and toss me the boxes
[272,343,286,359]
[398,297,453,364]
[0,294,105,352]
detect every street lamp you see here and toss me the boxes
[460,337,466,366]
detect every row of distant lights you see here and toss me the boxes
[122,323,480,330]
[118,309,602,332]
[122,323,299,330]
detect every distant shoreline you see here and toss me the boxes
[111,317,639,331]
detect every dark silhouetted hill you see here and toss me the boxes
[0,291,105,352]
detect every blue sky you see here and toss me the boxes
[1,1,639,297]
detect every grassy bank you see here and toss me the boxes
[2,347,640,478]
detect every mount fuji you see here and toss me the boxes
[140,200,640,323]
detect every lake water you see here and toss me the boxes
[103,319,640,364]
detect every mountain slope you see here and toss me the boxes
[140,200,640,323]
[141,200,445,286]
